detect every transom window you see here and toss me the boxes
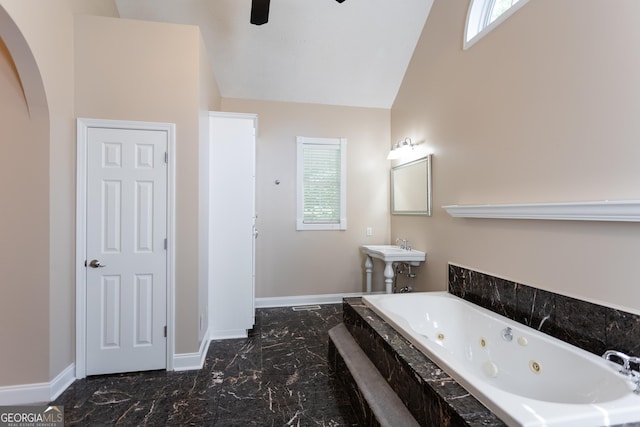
[464,0,529,49]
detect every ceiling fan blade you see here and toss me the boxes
[250,0,270,25]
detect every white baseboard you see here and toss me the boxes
[173,331,210,371]
[0,381,49,405]
[208,329,249,340]
[0,292,376,403]
[50,363,76,401]
[0,363,75,405]
[0,292,375,404]
[255,291,378,308]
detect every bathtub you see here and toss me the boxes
[362,292,640,427]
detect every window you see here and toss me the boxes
[464,0,529,49]
[296,136,347,231]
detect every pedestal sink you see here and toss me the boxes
[361,245,426,294]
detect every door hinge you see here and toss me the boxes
[164,326,167,337]
[164,152,168,163]
[164,238,167,250]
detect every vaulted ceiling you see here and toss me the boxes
[115,0,433,109]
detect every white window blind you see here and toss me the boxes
[296,137,347,231]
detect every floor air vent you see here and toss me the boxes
[292,305,321,311]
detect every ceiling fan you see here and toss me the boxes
[251,0,346,25]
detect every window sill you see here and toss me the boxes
[296,222,347,231]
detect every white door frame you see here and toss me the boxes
[75,117,176,378]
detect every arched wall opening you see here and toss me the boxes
[0,5,51,387]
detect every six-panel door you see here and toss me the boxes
[85,127,167,375]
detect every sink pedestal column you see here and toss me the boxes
[364,255,373,293]
[383,261,394,294]
[360,245,425,295]
[364,256,395,294]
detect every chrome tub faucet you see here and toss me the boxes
[603,350,640,393]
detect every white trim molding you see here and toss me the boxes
[443,200,640,222]
[0,364,75,405]
[50,364,76,402]
[75,118,177,378]
[208,330,249,340]
[173,332,210,372]
[256,291,381,308]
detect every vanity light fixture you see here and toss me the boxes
[387,137,415,160]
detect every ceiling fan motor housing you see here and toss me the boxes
[251,0,346,25]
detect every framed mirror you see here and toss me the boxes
[391,155,432,216]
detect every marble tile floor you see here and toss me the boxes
[52,304,360,426]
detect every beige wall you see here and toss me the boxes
[75,15,218,353]
[0,0,221,389]
[391,0,640,313]
[198,35,221,341]
[7,0,637,392]
[69,0,118,16]
[221,98,391,297]
[0,0,76,386]
[0,36,50,386]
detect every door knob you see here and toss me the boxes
[88,259,106,268]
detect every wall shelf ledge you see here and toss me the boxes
[442,200,640,222]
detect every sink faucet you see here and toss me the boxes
[395,238,410,250]
[603,350,640,393]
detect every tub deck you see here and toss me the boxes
[332,297,640,427]
[336,297,505,426]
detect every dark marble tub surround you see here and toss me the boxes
[328,335,380,426]
[341,298,505,427]
[328,323,420,426]
[52,304,359,426]
[449,264,640,357]
[340,296,640,427]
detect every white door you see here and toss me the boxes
[209,113,256,337]
[85,126,168,375]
